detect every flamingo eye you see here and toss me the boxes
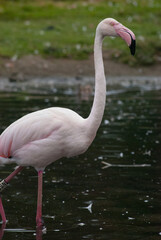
[110,21,119,27]
[110,22,115,26]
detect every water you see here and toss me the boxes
[0,78,161,240]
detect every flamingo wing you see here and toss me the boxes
[0,108,63,158]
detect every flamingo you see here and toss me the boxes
[0,18,135,228]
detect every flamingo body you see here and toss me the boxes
[0,107,93,170]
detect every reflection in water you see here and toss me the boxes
[78,84,93,101]
[0,81,161,240]
[102,161,151,169]
[36,226,46,240]
[0,223,6,240]
[36,229,42,240]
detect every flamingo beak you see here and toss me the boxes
[114,23,136,55]
[129,37,136,56]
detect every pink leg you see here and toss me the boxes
[0,166,24,223]
[0,222,6,240]
[0,197,6,223]
[5,166,24,184]
[36,170,44,228]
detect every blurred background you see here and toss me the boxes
[0,0,161,79]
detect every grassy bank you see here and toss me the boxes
[0,0,161,66]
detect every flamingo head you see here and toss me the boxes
[98,18,136,55]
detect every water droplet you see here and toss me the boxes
[128,217,135,220]
[78,223,85,226]
[120,152,124,158]
[117,100,123,105]
[104,119,110,125]
[144,150,151,156]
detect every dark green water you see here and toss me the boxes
[0,81,161,240]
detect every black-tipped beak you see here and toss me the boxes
[129,38,136,56]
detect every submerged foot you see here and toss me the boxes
[0,196,6,224]
[36,218,46,240]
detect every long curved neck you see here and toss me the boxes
[86,28,106,136]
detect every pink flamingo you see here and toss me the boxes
[0,18,135,228]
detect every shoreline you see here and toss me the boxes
[0,75,161,94]
[0,55,161,82]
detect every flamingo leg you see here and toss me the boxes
[36,170,44,228]
[4,166,24,184]
[0,197,6,223]
[0,222,6,240]
[0,166,24,193]
[0,166,24,223]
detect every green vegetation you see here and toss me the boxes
[0,0,161,65]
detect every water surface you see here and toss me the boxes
[0,78,161,240]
